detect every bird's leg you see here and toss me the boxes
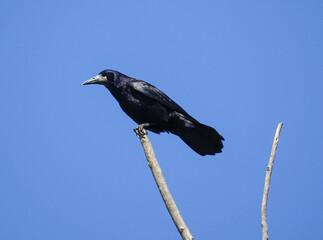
[134,123,152,138]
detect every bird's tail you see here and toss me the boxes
[169,112,224,156]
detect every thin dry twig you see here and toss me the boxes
[134,126,194,240]
[261,122,283,240]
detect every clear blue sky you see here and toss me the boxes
[1,1,322,239]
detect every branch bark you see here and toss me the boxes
[134,126,194,240]
[261,122,283,240]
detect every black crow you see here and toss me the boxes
[82,69,224,156]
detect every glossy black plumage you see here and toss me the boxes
[82,69,224,156]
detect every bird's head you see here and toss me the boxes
[82,69,120,86]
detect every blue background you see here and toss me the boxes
[1,1,322,239]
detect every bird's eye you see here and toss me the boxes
[106,72,115,81]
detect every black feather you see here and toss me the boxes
[83,69,224,156]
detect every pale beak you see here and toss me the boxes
[82,74,107,85]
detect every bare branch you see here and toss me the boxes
[261,122,283,240]
[134,126,194,240]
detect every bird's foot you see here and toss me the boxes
[134,123,150,138]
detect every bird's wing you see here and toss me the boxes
[129,79,196,120]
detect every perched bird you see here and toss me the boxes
[82,69,224,156]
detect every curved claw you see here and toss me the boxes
[134,123,150,138]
